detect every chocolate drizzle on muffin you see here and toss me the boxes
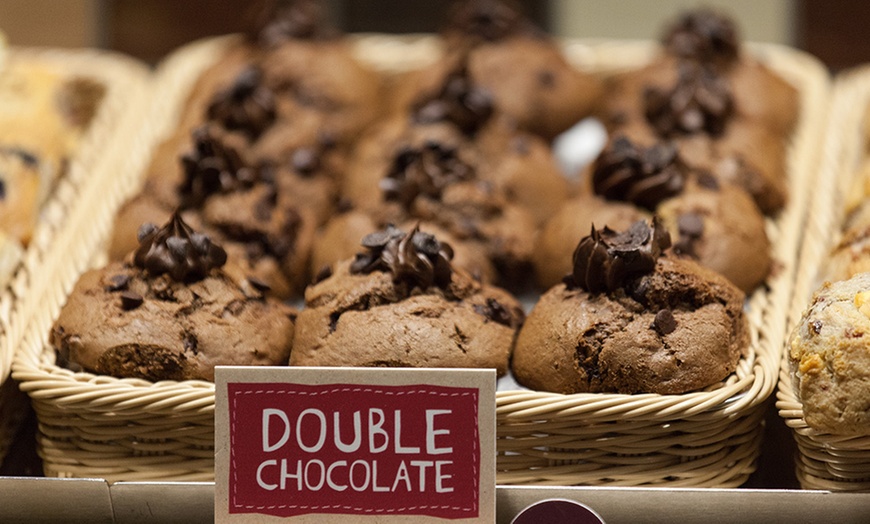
[661,8,739,66]
[206,67,277,139]
[134,212,228,283]
[381,142,475,210]
[178,126,257,208]
[414,62,494,135]
[565,219,671,294]
[592,136,688,210]
[351,224,455,293]
[644,62,734,137]
[252,0,338,48]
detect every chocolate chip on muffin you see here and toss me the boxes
[513,218,748,394]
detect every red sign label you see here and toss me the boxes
[227,382,480,519]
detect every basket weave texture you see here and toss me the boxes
[0,48,149,463]
[12,37,829,485]
[776,65,870,491]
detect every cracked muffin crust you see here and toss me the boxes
[51,213,295,382]
[292,224,523,374]
[512,218,747,394]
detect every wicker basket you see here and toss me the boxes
[0,49,149,464]
[12,37,829,485]
[495,41,829,487]
[775,65,870,491]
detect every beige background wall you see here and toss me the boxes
[0,0,101,47]
[552,0,796,44]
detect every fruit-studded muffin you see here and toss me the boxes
[788,273,870,434]
[292,224,523,374]
[513,219,747,394]
[824,197,870,283]
[51,213,295,382]
[0,62,105,245]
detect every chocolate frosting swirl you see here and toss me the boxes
[592,136,687,210]
[644,62,734,137]
[206,67,276,139]
[381,142,474,210]
[133,212,227,283]
[251,0,338,48]
[446,0,534,42]
[661,8,739,65]
[414,62,494,135]
[566,218,671,294]
[351,224,455,293]
[178,126,257,208]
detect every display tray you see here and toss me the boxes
[0,478,868,524]
[0,48,150,464]
[11,35,829,486]
[776,65,870,490]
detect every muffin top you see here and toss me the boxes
[292,224,523,372]
[52,212,295,382]
[789,273,870,434]
[513,218,747,394]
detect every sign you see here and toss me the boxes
[215,367,496,523]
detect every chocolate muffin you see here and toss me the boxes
[292,224,523,374]
[112,125,319,298]
[51,213,295,382]
[392,0,601,140]
[657,179,771,294]
[512,219,748,395]
[178,0,381,148]
[602,8,798,138]
[175,44,259,137]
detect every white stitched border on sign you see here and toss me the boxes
[229,386,479,515]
